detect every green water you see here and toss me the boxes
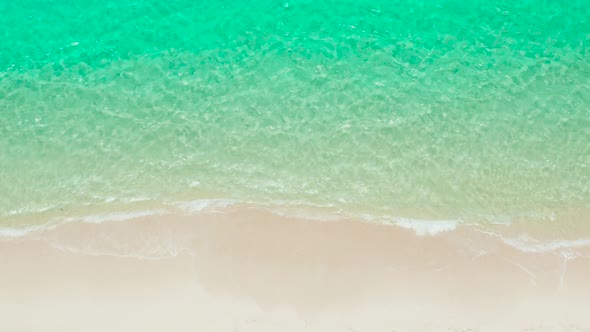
[1,0,589,224]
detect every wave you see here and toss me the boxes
[1,198,590,256]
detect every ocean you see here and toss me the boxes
[1,0,589,239]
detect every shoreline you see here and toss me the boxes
[3,199,590,244]
[2,207,590,331]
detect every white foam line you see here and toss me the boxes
[174,198,346,221]
[0,209,170,238]
[2,198,241,238]
[476,229,590,253]
[172,199,239,213]
[262,200,338,209]
[266,208,345,222]
[0,224,50,238]
[504,238,590,253]
[64,209,169,224]
[394,218,459,236]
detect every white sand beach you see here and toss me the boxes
[1,207,589,331]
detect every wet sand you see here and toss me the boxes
[1,207,589,331]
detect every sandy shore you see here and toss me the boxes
[1,207,589,331]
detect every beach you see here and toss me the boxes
[2,0,590,330]
[2,207,589,331]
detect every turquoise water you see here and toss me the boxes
[1,0,589,225]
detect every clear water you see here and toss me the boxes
[1,0,589,226]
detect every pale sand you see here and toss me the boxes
[1,207,589,331]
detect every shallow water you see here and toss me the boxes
[1,0,589,228]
